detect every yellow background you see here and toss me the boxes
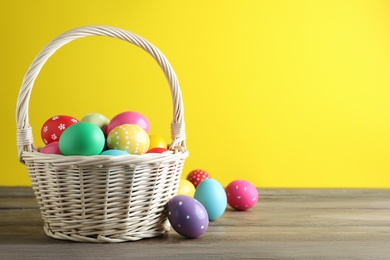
[1,0,390,187]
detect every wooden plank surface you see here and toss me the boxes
[1,187,390,259]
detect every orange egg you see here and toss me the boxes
[148,134,167,149]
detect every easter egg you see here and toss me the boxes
[187,169,210,188]
[40,141,61,154]
[146,147,168,154]
[100,149,129,156]
[81,113,109,136]
[148,134,167,149]
[225,180,258,211]
[41,115,79,145]
[177,179,196,197]
[194,178,227,221]
[59,122,105,156]
[107,111,150,134]
[167,195,209,238]
[107,124,150,155]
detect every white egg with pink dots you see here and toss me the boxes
[225,180,258,211]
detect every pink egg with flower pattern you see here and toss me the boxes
[41,115,79,145]
[225,180,258,211]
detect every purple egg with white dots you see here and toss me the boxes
[167,195,209,238]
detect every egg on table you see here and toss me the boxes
[177,179,196,197]
[194,178,227,221]
[187,169,210,188]
[225,180,258,211]
[167,195,209,238]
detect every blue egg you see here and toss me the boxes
[194,178,227,221]
[100,149,129,156]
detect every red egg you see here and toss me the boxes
[41,115,79,145]
[187,169,210,188]
[146,147,169,154]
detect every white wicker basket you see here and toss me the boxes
[16,26,189,242]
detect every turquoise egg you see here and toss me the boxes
[59,122,105,156]
[194,178,227,221]
[100,150,129,156]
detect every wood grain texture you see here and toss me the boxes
[1,187,390,259]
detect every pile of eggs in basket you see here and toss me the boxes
[168,169,259,239]
[40,111,169,156]
[39,112,259,240]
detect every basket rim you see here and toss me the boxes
[22,149,189,167]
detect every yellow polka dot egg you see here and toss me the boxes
[107,124,150,155]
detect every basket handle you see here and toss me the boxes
[16,25,186,162]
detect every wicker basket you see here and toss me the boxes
[16,26,189,242]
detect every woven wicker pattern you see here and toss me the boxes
[16,26,189,242]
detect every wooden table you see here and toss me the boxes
[1,187,389,259]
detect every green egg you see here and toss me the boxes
[59,122,105,156]
[81,112,110,136]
